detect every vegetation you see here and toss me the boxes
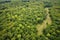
[43,0,60,40]
[0,0,60,40]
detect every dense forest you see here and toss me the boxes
[0,0,60,40]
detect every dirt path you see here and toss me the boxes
[36,8,52,35]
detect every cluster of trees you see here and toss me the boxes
[43,0,60,40]
[0,0,60,40]
[0,1,47,40]
[43,8,60,40]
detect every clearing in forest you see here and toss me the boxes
[36,8,52,35]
